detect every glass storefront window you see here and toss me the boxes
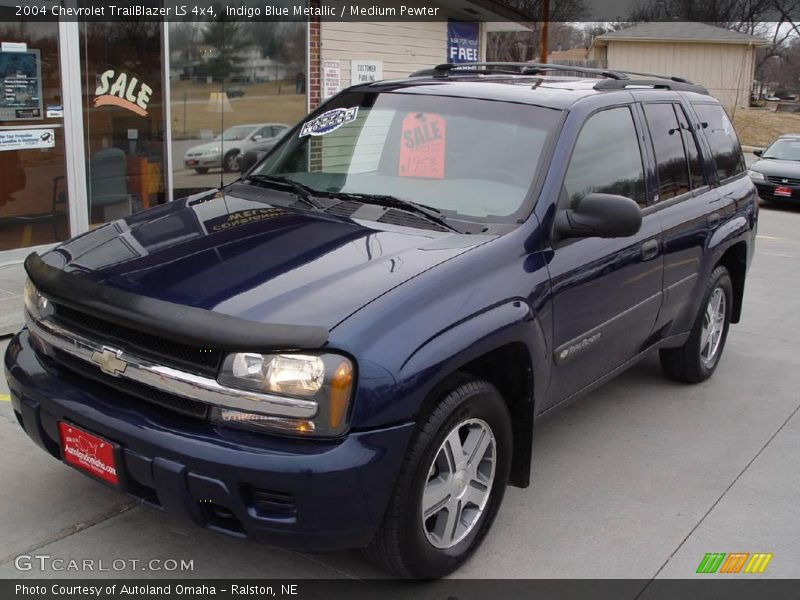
[168,21,307,199]
[0,14,70,251]
[80,21,167,226]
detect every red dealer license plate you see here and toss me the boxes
[58,422,119,486]
[775,186,792,197]
[186,159,198,166]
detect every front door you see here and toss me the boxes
[545,105,664,406]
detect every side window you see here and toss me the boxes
[564,106,647,208]
[254,126,272,139]
[643,103,690,201]
[692,103,745,180]
[675,104,707,189]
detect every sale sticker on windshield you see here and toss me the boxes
[399,113,446,179]
[300,107,359,137]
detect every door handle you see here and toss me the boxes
[708,212,721,229]
[641,239,659,261]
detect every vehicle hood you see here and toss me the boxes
[42,188,492,331]
[749,158,800,177]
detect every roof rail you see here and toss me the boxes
[408,62,710,95]
[412,62,629,80]
[593,78,709,94]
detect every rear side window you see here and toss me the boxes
[692,103,745,180]
[565,106,647,208]
[643,103,690,201]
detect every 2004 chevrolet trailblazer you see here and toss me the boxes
[5,63,757,578]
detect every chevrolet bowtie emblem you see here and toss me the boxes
[91,347,127,377]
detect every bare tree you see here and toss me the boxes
[486,0,588,61]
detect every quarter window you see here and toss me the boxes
[692,103,745,180]
[564,107,647,208]
[643,103,691,201]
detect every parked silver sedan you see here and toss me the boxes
[184,123,290,174]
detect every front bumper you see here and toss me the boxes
[753,180,800,201]
[4,330,413,551]
[184,156,221,168]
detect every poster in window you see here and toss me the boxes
[447,21,480,64]
[0,49,43,121]
[399,113,446,179]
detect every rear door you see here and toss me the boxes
[544,105,664,405]
[644,99,745,337]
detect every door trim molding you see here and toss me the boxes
[553,290,663,365]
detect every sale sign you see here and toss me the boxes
[399,113,446,179]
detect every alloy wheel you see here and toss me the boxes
[700,287,726,367]
[421,418,496,549]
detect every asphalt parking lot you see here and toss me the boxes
[0,200,799,582]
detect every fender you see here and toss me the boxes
[398,300,551,488]
[676,214,750,334]
[708,215,749,264]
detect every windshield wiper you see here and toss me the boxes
[328,191,461,233]
[245,175,325,209]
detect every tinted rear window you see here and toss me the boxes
[692,103,744,180]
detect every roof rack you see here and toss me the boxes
[409,62,709,94]
[413,62,629,80]
[593,78,708,94]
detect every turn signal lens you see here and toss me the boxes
[329,361,354,430]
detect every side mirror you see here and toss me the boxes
[753,149,763,157]
[554,193,642,240]
[252,134,263,142]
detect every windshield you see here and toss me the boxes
[763,139,800,160]
[220,126,256,141]
[252,92,560,224]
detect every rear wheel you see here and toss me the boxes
[660,265,733,383]
[364,376,512,579]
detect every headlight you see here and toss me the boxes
[748,169,765,181]
[204,147,221,155]
[23,278,51,320]
[214,352,354,437]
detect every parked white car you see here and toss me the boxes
[184,123,290,173]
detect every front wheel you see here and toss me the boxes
[365,377,512,579]
[223,150,240,173]
[660,265,733,383]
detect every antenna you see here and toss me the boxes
[219,16,225,191]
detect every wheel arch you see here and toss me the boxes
[400,301,549,489]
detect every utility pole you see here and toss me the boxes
[539,0,550,63]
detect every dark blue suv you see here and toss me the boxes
[5,63,757,579]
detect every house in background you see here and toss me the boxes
[590,22,767,113]
[547,47,589,63]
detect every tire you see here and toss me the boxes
[223,151,240,173]
[364,376,512,579]
[194,168,209,174]
[660,265,733,383]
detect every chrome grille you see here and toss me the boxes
[767,175,800,186]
